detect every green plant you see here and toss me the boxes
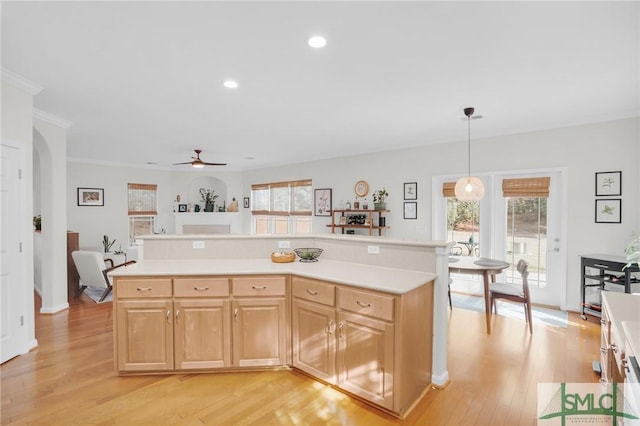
[102,235,116,253]
[624,234,640,269]
[114,245,125,255]
[372,188,388,203]
[199,188,219,204]
[33,215,42,230]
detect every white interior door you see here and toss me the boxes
[1,142,25,363]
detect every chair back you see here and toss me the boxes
[71,251,108,288]
[517,259,530,299]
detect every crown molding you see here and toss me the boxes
[1,68,43,95]
[33,108,73,129]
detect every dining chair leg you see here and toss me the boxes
[448,278,453,309]
[525,302,533,334]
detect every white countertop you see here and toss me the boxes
[109,258,437,295]
[602,292,640,357]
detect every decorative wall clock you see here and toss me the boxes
[354,180,369,197]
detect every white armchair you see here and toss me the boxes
[71,251,136,302]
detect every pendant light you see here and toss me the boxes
[454,107,485,201]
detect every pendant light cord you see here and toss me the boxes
[467,115,471,177]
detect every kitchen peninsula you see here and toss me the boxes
[110,234,450,418]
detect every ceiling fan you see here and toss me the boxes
[172,149,227,168]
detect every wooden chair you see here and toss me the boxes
[489,259,533,334]
[71,251,136,302]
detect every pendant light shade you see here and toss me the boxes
[454,107,485,201]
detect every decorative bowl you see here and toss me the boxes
[293,248,323,262]
[271,252,295,263]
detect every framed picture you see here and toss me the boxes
[595,171,621,196]
[77,188,104,206]
[339,216,347,225]
[314,188,332,216]
[243,197,250,208]
[404,182,417,200]
[178,204,187,213]
[595,199,621,223]
[404,201,417,220]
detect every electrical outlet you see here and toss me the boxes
[278,240,291,249]
[192,241,205,249]
[367,245,380,255]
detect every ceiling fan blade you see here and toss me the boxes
[172,161,193,165]
[203,162,227,166]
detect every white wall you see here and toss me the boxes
[66,118,638,310]
[244,118,640,309]
[67,163,244,251]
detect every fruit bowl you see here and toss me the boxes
[293,248,323,262]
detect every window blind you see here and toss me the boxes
[442,182,456,197]
[251,179,312,216]
[502,177,550,198]
[128,183,158,215]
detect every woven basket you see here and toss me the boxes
[271,252,295,263]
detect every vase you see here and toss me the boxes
[374,202,386,210]
[205,202,214,212]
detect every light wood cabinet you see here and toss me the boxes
[114,273,433,418]
[174,299,231,370]
[174,277,231,370]
[231,276,288,367]
[291,276,433,416]
[116,299,174,372]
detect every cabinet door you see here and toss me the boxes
[116,299,174,371]
[174,299,231,370]
[337,311,394,409]
[292,299,337,383]
[232,298,286,367]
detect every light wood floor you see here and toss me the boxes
[1,293,601,425]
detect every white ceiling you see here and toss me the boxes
[2,1,639,171]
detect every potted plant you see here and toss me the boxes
[372,188,388,210]
[102,235,116,253]
[199,188,219,212]
[33,215,42,231]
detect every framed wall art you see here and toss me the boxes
[243,197,250,208]
[595,171,621,196]
[404,182,417,200]
[403,202,417,220]
[314,188,332,216]
[178,204,187,213]
[595,199,621,223]
[77,188,104,206]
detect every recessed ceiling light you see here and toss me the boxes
[223,80,238,89]
[307,36,327,48]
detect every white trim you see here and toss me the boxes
[39,303,70,314]
[1,68,43,95]
[33,109,73,129]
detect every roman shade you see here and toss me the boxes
[502,177,551,198]
[251,179,312,216]
[127,183,158,215]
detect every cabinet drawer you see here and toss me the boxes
[292,277,335,306]
[116,278,172,298]
[174,277,229,297]
[232,276,286,296]
[583,257,625,272]
[337,287,394,322]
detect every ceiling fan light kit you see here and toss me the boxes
[172,149,227,168]
[454,107,485,201]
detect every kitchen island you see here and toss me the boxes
[110,234,450,418]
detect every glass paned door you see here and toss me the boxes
[447,199,480,257]
[504,197,547,287]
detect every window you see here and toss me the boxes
[502,177,550,288]
[443,182,480,257]
[250,179,312,234]
[128,183,157,244]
